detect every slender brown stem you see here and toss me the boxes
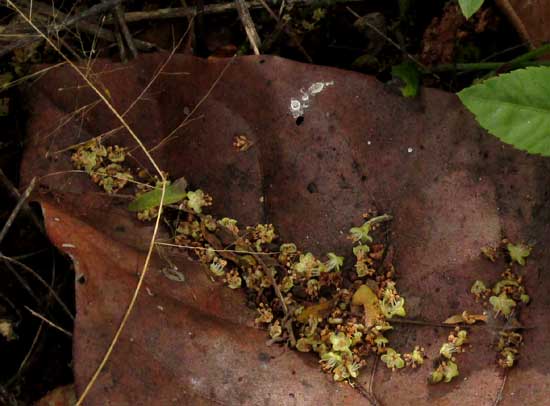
[0,177,36,245]
[114,3,138,58]
[235,0,261,55]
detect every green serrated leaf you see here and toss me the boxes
[391,62,420,98]
[458,0,485,19]
[458,67,550,156]
[128,177,187,212]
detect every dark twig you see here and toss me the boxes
[57,0,122,28]
[0,255,74,320]
[391,317,533,330]
[113,16,127,62]
[346,6,434,78]
[235,0,261,55]
[0,170,43,234]
[354,378,380,406]
[1,1,156,58]
[369,356,378,394]
[0,177,36,246]
[105,0,364,23]
[433,60,550,73]
[113,3,138,59]
[179,0,196,54]
[257,0,312,62]
[25,306,72,337]
[495,0,532,48]
[253,253,287,316]
[351,356,380,405]
[1,254,41,305]
[9,321,43,383]
[390,318,462,328]
[74,17,156,52]
[106,1,263,23]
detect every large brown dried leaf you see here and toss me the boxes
[21,54,550,405]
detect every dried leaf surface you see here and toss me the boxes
[20,54,550,405]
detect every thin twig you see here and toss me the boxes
[432,60,550,72]
[122,21,194,117]
[12,322,43,380]
[2,0,155,58]
[369,356,378,394]
[58,0,122,28]
[1,254,41,304]
[65,37,86,61]
[346,6,433,78]
[114,20,128,63]
[354,378,380,406]
[235,0,261,55]
[106,1,264,23]
[0,255,74,320]
[148,55,236,153]
[493,370,508,406]
[0,177,36,246]
[106,0,364,23]
[255,253,288,316]
[495,0,532,48]
[0,170,43,233]
[257,0,312,62]
[113,3,138,59]
[178,0,196,54]
[25,306,72,337]
[156,241,279,255]
[113,13,127,62]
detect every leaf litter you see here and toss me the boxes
[20,53,550,405]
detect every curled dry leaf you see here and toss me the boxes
[20,55,550,405]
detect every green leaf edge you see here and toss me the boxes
[458,0,485,19]
[457,66,550,157]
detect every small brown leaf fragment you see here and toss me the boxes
[481,246,497,262]
[0,319,16,341]
[233,134,253,152]
[420,3,465,66]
